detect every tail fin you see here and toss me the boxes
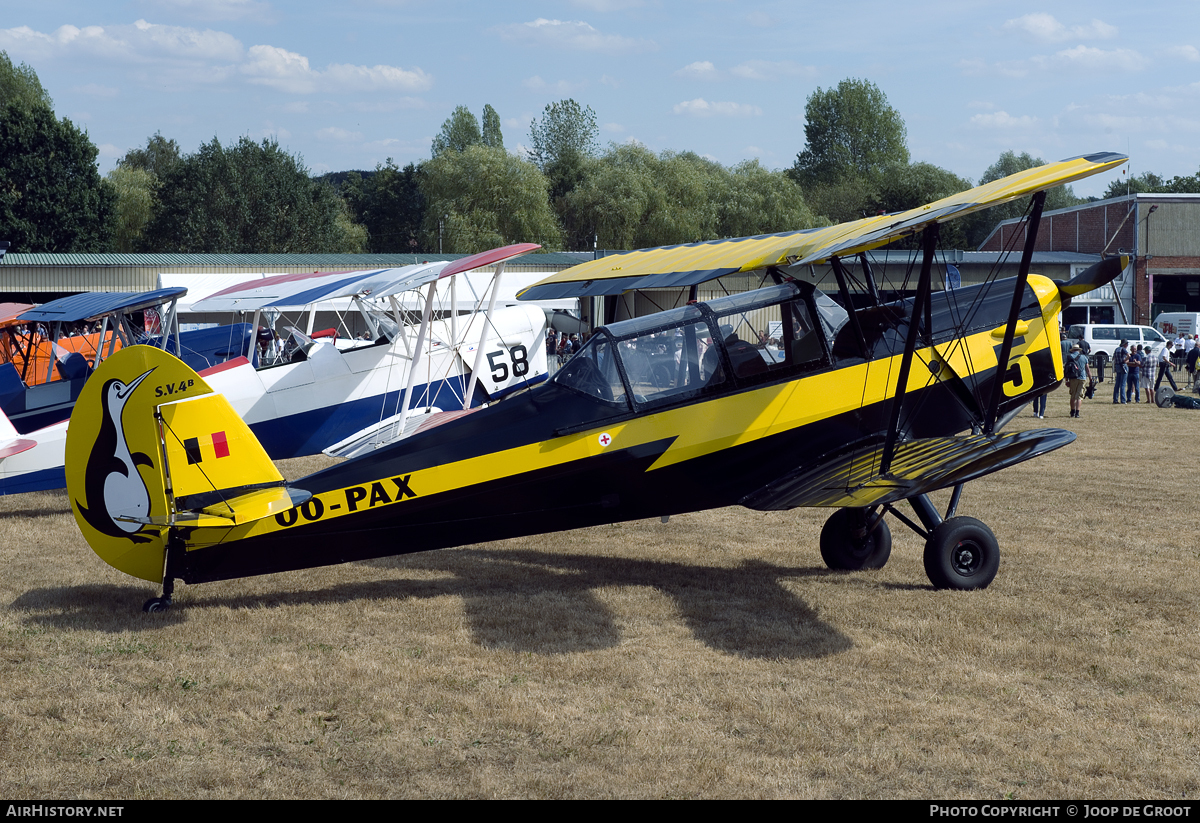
[65,345,295,583]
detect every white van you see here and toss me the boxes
[1152,313,1200,338]
[1066,324,1168,370]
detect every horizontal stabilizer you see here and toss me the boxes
[1057,255,1129,299]
[121,485,312,527]
[740,429,1077,511]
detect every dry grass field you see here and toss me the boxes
[1,385,1198,799]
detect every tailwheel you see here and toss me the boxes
[819,508,892,571]
[923,517,999,590]
[142,596,171,613]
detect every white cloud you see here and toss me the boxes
[600,74,620,88]
[494,18,655,53]
[241,45,432,94]
[0,20,244,63]
[602,122,624,133]
[1003,13,1118,43]
[1164,45,1200,62]
[242,44,313,92]
[522,75,580,93]
[673,98,762,117]
[1,21,431,96]
[323,62,432,92]
[675,60,720,80]
[1045,45,1149,72]
[317,126,363,142]
[729,60,814,81]
[968,111,1037,129]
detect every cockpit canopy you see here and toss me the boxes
[555,282,846,412]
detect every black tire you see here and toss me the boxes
[143,597,170,613]
[819,508,892,571]
[923,517,999,590]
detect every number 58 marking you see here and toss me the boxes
[486,344,529,382]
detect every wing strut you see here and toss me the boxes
[880,223,938,475]
[984,190,1046,434]
[858,253,881,306]
[830,257,870,359]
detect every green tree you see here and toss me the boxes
[719,160,822,240]
[141,136,361,253]
[420,144,561,253]
[431,106,482,157]
[0,102,115,252]
[566,144,821,250]
[482,104,504,150]
[528,99,599,171]
[106,166,157,252]
[1103,169,1200,199]
[528,99,600,248]
[0,51,52,112]
[790,79,909,190]
[118,132,182,179]
[344,159,426,252]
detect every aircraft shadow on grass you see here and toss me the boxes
[12,550,854,659]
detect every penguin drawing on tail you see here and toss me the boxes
[76,368,156,543]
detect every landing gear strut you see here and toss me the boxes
[821,488,1001,590]
[142,530,183,613]
[819,507,892,570]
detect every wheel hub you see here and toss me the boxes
[952,542,981,575]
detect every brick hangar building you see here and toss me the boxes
[979,193,1200,327]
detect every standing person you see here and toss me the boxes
[1143,345,1156,403]
[1188,342,1200,389]
[1112,340,1129,404]
[1126,345,1141,402]
[1156,340,1180,394]
[1064,344,1091,418]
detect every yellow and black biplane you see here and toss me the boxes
[65,152,1127,611]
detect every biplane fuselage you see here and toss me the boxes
[67,270,1067,587]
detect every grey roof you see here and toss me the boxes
[0,251,591,268]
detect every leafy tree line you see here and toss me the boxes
[11,50,1196,257]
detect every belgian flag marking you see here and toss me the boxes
[184,431,230,464]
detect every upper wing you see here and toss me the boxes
[190,244,542,313]
[739,429,1077,511]
[518,152,1126,301]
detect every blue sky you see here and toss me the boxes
[2,0,1197,199]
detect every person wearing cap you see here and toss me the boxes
[1064,343,1091,418]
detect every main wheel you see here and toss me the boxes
[923,517,999,590]
[143,597,171,613]
[819,508,892,571]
